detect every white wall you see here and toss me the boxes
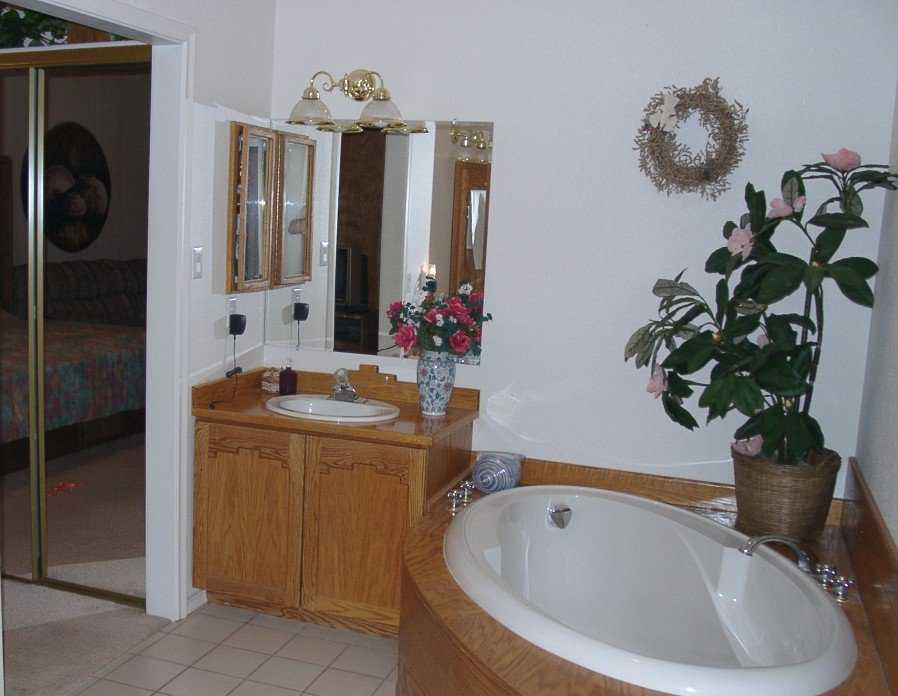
[856,87,898,540]
[269,0,898,487]
[379,136,409,349]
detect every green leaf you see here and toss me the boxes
[624,324,654,361]
[732,376,764,416]
[723,313,760,340]
[734,264,770,300]
[808,212,868,229]
[759,406,787,457]
[765,314,797,347]
[804,265,825,293]
[827,264,875,307]
[758,252,807,269]
[756,264,805,304]
[715,279,728,324]
[734,413,763,440]
[792,344,814,378]
[735,299,766,315]
[699,376,735,422]
[662,393,699,431]
[777,313,816,333]
[745,183,766,235]
[785,412,825,462]
[781,170,806,208]
[662,332,716,375]
[814,227,846,263]
[705,247,731,275]
[653,278,700,298]
[831,257,878,280]
[841,186,863,216]
[666,373,694,400]
[756,357,807,396]
[722,221,737,239]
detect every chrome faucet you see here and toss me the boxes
[547,504,572,529]
[739,534,814,573]
[331,368,361,402]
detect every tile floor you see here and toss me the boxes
[78,603,398,696]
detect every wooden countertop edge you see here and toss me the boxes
[191,404,478,449]
[402,494,890,696]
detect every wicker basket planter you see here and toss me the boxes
[732,447,841,541]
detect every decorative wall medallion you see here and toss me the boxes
[21,122,111,252]
[635,77,748,201]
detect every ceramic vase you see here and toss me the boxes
[417,350,456,416]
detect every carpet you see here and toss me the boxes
[2,581,167,696]
[1,435,145,596]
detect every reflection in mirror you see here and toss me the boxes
[272,134,314,286]
[262,120,493,361]
[227,123,275,292]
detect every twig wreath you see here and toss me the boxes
[635,77,748,201]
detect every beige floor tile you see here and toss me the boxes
[305,669,382,696]
[93,652,134,678]
[141,633,218,665]
[78,679,153,696]
[250,614,309,634]
[127,631,166,654]
[200,602,257,622]
[344,635,398,655]
[299,624,373,646]
[249,656,324,691]
[194,645,270,678]
[171,614,243,643]
[276,635,347,666]
[225,624,294,654]
[231,681,304,696]
[372,681,396,696]
[104,655,185,691]
[159,668,242,696]
[329,646,396,679]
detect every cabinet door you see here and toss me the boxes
[302,436,425,629]
[194,423,304,607]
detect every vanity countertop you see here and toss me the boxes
[191,366,478,448]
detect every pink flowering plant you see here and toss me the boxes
[625,150,898,464]
[387,283,492,358]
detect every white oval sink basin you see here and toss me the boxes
[266,394,400,424]
[444,485,856,696]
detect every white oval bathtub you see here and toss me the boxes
[443,485,856,696]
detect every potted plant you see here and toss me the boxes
[625,149,897,540]
[387,283,491,416]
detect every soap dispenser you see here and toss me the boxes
[279,360,298,396]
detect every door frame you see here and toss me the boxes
[8,1,198,621]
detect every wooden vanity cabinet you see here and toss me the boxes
[192,367,476,636]
[193,423,305,608]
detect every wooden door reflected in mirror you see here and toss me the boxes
[450,161,491,293]
[272,133,315,287]
[227,122,275,292]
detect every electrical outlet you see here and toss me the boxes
[191,246,203,279]
[291,287,303,303]
[319,240,329,266]
[227,296,238,315]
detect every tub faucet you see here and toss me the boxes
[548,504,572,529]
[331,368,360,402]
[739,535,814,573]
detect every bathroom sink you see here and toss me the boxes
[265,394,400,424]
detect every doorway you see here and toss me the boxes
[0,47,151,605]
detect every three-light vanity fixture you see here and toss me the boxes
[287,68,428,136]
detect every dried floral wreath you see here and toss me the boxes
[635,77,749,201]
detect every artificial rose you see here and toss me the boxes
[768,198,793,219]
[646,366,667,399]
[395,323,417,351]
[469,292,484,306]
[449,330,471,355]
[822,148,861,172]
[387,301,403,319]
[733,435,763,457]
[727,225,754,260]
[793,195,806,213]
[423,308,441,324]
[446,296,470,318]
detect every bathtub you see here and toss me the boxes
[443,485,856,696]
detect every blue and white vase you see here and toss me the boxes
[417,350,456,416]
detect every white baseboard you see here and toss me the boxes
[186,588,208,616]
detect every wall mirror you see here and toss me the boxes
[264,120,493,361]
[226,123,315,292]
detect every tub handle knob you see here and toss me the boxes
[548,504,572,529]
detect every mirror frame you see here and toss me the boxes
[226,122,276,293]
[271,132,315,288]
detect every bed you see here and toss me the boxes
[0,259,146,455]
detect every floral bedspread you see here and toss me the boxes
[0,314,145,444]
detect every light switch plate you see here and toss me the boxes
[191,246,203,279]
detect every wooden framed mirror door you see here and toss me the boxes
[449,160,491,293]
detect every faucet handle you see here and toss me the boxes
[333,368,350,385]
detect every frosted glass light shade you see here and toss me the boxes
[358,98,403,128]
[287,96,333,125]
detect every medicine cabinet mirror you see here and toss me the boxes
[226,122,315,292]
